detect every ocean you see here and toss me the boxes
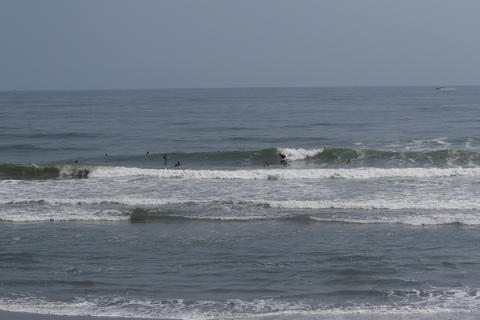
[1,86,480,319]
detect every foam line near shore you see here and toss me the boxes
[0,310,156,320]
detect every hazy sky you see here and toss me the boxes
[1,0,480,90]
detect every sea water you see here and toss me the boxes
[1,87,480,319]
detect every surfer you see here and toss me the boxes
[145,151,150,159]
[264,162,270,168]
[163,153,168,165]
[279,154,288,166]
[174,161,181,167]
[346,159,351,164]
[76,169,89,178]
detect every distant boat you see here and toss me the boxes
[436,87,456,91]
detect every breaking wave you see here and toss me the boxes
[3,198,480,225]
[88,166,480,180]
[1,289,480,320]
[0,164,91,180]
[4,164,480,181]
[4,147,480,180]
[0,164,466,181]
[104,147,480,167]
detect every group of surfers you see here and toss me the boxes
[144,152,291,168]
[144,152,181,167]
[98,152,353,168]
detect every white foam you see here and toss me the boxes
[0,208,128,222]
[433,137,450,146]
[276,147,324,160]
[4,197,480,211]
[466,139,473,149]
[0,197,201,207]
[264,199,480,211]
[0,296,309,320]
[406,138,452,151]
[87,166,480,180]
[308,216,480,226]
[0,295,479,320]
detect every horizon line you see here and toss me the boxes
[0,84,473,93]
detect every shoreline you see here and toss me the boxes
[0,310,157,320]
[2,309,480,320]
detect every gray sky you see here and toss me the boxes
[1,0,479,90]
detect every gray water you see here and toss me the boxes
[1,87,480,319]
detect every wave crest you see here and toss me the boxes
[0,164,91,180]
[5,147,480,180]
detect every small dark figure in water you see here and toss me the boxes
[279,154,288,166]
[145,151,150,159]
[105,153,108,157]
[264,162,270,168]
[346,159,351,164]
[76,169,89,178]
[75,160,78,164]
[174,161,181,167]
[163,153,168,165]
